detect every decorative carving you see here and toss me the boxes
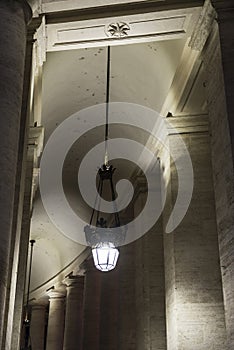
[189,0,216,51]
[106,22,130,38]
[28,126,44,203]
[34,15,46,69]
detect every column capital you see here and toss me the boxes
[30,298,48,308]
[80,258,97,274]
[47,289,66,300]
[64,274,84,288]
[46,288,65,350]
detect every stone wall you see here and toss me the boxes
[164,115,227,350]
[203,20,234,350]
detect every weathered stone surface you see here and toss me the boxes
[117,243,137,350]
[164,117,227,350]
[31,302,48,350]
[82,259,102,349]
[63,275,84,350]
[0,0,31,346]
[203,19,234,350]
[134,182,166,350]
[46,290,65,350]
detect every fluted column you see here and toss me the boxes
[82,259,102,350]
[0,0,32,345]
[46,290,65,350]
[63,275,84,350]
[30,302,47,350]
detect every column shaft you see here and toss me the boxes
[117,244,136,350]
[46,291,65,350]
[30,303,47,350]
[134,173,166,350]
[0,0,31,345]
[82,259,102,350]
[164,119,227,349]
[99,268,120,350]
[63,276,84,350]
[205,4,234,348]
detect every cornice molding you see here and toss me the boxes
[46,7,200,52]
[33,16,47,67]
[64,274,84,287]
[160,39,200,116]
[166,114,209,134]
[28,126,44,158]
[189,0,216,51]
[29,248,90,301]
[43,0,203,24]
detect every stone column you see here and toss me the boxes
[30,302,47,350]
[0,0,32,345]
[82,259,102,350]
[46,290,65,350]
[99,263,120,350]
[205,2,234,349]
[164,116,227,350]
[134,173,166,350]
[10,127,43,350]
[63,275,84,350]
[117,244,137,350]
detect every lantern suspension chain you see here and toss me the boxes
[104,45,111,166]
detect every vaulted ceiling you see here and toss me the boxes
[29,2,207,295]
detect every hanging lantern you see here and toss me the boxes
[84,165,125,272]
[84,47,125,272]
[92,242,119,272]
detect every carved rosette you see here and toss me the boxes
[106,22,130,38]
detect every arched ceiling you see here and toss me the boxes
[29,38,188,291]
[29,0,209,293]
